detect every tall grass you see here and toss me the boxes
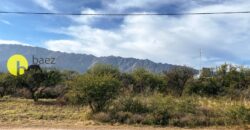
[92,94,250,127]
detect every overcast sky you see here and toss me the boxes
[0,0,250,68]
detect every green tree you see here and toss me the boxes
[21,65,45,102]
[215,64,229,89]
[218,65,249,98]
[0,73,19,97]
[42,70,62,87]
[184,78,222,96]
[185,64,250,97]
[61,70,79,81]
[119,73,135,93]
[68,74,121,112]
[0,73,8,97]
[87,64,120,78]
[164,67,195,96]
[200,68,214,79]
[131,68,167,93]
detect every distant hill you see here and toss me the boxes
[0,44,196,73]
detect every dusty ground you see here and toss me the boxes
[0,125,249,130]
[0,127,244,130]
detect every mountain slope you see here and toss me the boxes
[0,44,194,73]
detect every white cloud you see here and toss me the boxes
[45,40,84,53]
[0,40,31,46]
[71,8,100,24]
[44,0,250,68]
[33,0,55,11]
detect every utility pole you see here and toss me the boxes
[199,48,202,77]
[200,48,202,71]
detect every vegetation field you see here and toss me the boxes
[0,97,250,130]
[2,64,250,129]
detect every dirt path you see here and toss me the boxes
[0,127,171,130]
[0,126,246,130]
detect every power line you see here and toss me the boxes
[1,11,250,16]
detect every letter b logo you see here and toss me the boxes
[7,54,29,76]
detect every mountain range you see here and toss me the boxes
[0,44,195,73]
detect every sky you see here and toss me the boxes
[0,0,250,68]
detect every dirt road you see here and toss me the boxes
[0,126,245,130]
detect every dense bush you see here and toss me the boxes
[131,68,167,93]
[93,94,200,126]
[87,64,121,78]
[42,70,63,87]
[0,73,9,97]
[38,85,65,99]
[164,67,196,96]
[227,105,250,124]
[111,95,149,114]
[20,66,66,101]
[184,64,250,99]
[67,74,121,112]
[184,78,222,96]
[92,94,250,127]
[0,66,66,101]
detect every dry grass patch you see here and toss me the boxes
[0,97,90,124]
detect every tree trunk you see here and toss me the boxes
[31,91,38,102]
[88,101,95,112]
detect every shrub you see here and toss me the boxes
[153,109,170,126]
[164,67,196,96]
[87,64,120,78]
[113,111,133,124]
[14,88,32,98]
[0,73,8,97]
[227,105,250,124]
[131,68,167,93]
[184,78,222,97]
[123,96,148,114]
[119,73,135,92]
[142,114,155,125]
[175,98,198,114]
[111,96,149,114]
[0,73,17,97]
[106,94,171,125]
[42,70,63,87]
[38,85,65,99]
[130,114,144,124]
[67,74,121,112]
[106,94,198,126]
[21,65,45,101]
[92,112,111,122]
[61,70,79,81]
[97,94,226,127]
[169,115,208,127]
